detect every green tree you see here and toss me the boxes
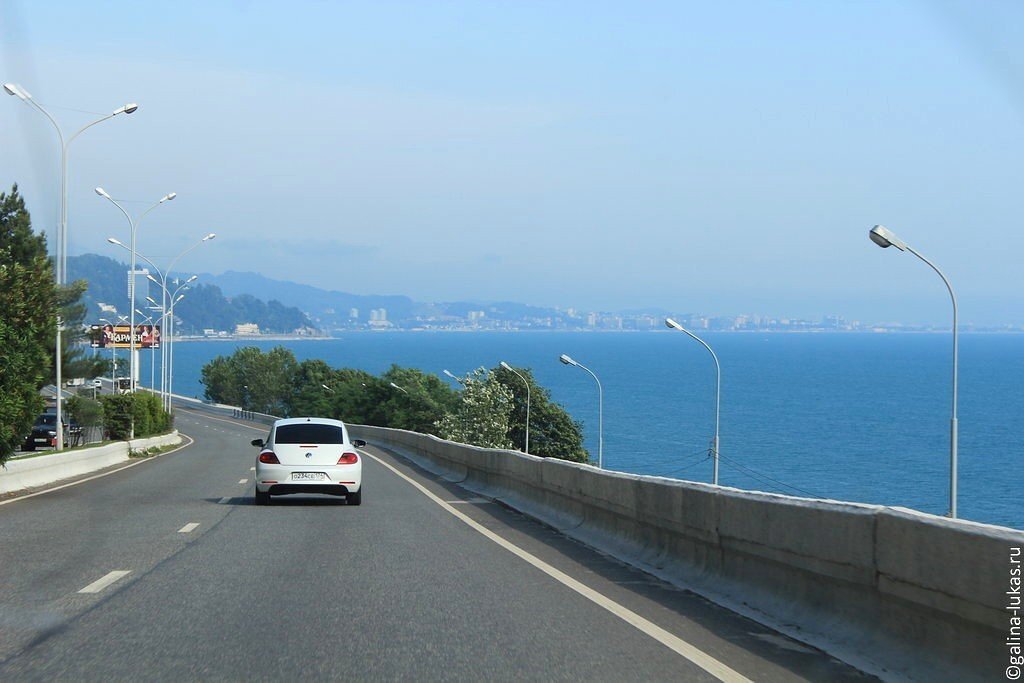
[376,365,459,434]
[492,364,589,463]
[200,345,298,414]
[0,185,58,462]
[437,368,515,449]
[287,359,339,417]
[55,279,108,384]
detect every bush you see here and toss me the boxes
[66,395,103,427]
[100,393,172,440]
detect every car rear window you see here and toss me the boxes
[275,424,346,444]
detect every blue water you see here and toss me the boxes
[144,332,1024,529]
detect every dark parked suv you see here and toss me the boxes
[22,413,82,451]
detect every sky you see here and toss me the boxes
[2,0,1022,325]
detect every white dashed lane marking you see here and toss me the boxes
[238,479,248,484]
[178,523,200,533]
[218,497,231,504]
[79,570,131,594]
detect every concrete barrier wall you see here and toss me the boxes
[0,432,181,494]
[350,424,1024,682]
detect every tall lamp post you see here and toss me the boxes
[108,233,215,409]
[166,282,192,412]
[559,354,602,468]
[4,83,137,450]
[869,224,959,518]
[665,318,722,485]
[96,188,175,394]
[500,361,530,454]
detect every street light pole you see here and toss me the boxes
[559,354,602,468]
[666,318,722,485]
[869,225,959,518]
[109,234,215,410]
[4,83,137,450]
[500,362,531,454]
[96,188,175,396]
[166,280,193,413]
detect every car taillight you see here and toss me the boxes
[258,451,280,464]
[337,452,359,465]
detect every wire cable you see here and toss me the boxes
[716,453,824,499]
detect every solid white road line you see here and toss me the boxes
[78,570,131,594]
[178,523,200,533]
[363,451,753,683]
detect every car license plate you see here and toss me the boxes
[292,472,325,481]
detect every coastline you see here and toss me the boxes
[170,328,1024,342]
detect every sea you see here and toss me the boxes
[148,332,1023,529]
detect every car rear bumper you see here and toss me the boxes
[255,464,361,495]
[263,483,355,496]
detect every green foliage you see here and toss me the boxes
[132,392,172,436]
[0,185,58,463]
[436,368,515,449]
[99,394,134,440]
[66,394,103,427]
[197,351,584,460]
[99,392,171,440]
[374,365,459,434]
[56,279,109,383]
[492,364,589,463]
[201,345,298,414]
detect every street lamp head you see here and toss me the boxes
[559,354,577,367]
[443,369,457,380]
[146,296,158,305]
[95,187,110,199]
[115,103,139,115]
[174,294,185,303]
[321,384,333,393]
[203,233,216,241]
[185,275,198,283]
[869,225,908,252]
[107,237,124,246]
[665,318,684,331]
[161,192,177,203]
[500,361,512,371]
[3,83,27,99]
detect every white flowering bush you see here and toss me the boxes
[436,367,514,450]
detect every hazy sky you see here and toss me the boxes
[2,1,1022,325]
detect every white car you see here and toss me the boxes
[252,417,365,506]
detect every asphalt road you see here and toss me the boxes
[0,408,874,682]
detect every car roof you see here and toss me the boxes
[272,417,348,429]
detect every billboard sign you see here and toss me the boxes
[90,324,161,349]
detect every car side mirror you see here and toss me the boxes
[251,438,264,448]
[352,439,366,448]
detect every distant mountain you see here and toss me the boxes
[201,270,418,328]
[68,255,314,334]
[199,271,586,330]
